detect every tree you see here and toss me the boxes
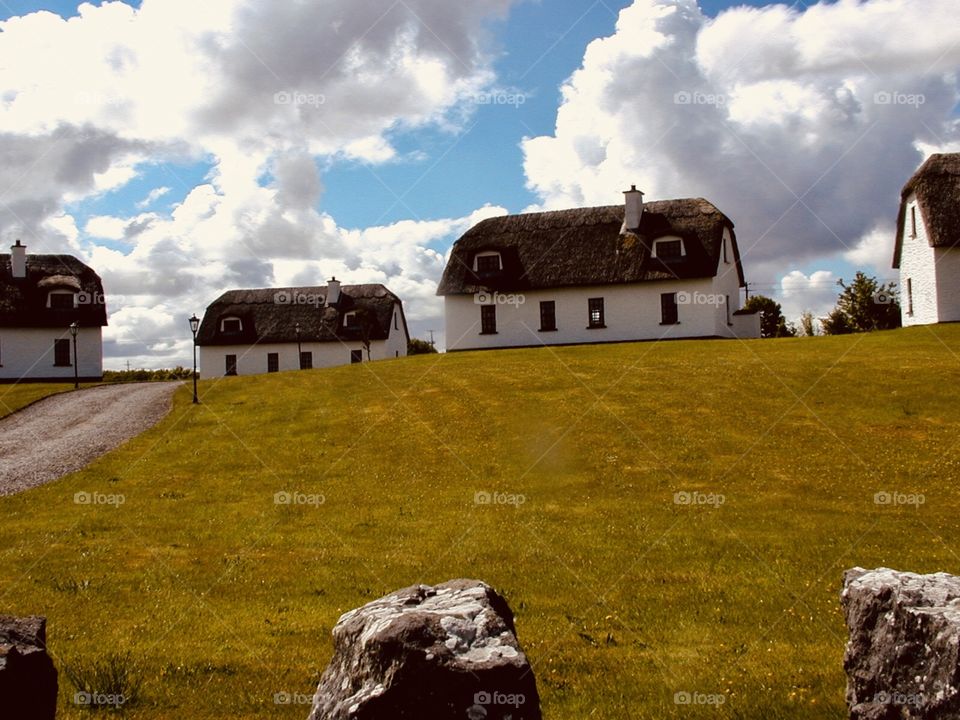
[799,310,817,337]
[821,272,901,335]
[407,338,437,355]
[742,295,796,338]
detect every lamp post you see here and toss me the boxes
[189,314,200,404]
[295,322,302,370]
[69,322,79,389]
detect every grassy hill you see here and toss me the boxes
[2,326,960,719]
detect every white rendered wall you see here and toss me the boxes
[934,247,960,323]
[899,193,940,326]
[0,327,103,380]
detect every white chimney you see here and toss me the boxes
[325,276,341,307]
[10,240,26,278]
[621,185,645,233]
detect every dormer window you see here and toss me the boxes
[343,311,358,328]
[653,237,684,259]
[474,251,502,272]
[221,317,242,333]
[48,291,76,310]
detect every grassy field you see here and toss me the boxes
[0,383,83,418]
[2,326,960,718]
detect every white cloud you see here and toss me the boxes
[522,0,960,275]
[137,186,171,209]
[779,269,840,325]
[844,224,896,274]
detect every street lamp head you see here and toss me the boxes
[295,322,301,336]
[189,314,200,335]
[69,321,79,337]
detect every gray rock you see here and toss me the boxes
[842,567,960,719]
[0,615,58,720]
[308,579,541,720]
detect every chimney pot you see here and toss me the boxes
[325,277,341,307]
[10,239,26,278]
[621,186,645,233]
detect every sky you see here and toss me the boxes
[0,0,958,368]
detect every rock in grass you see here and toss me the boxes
[308,579,541,720]
[842,567,960,719]
[0,615,58,720]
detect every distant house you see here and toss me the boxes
[893,153,960,326]
[0,241,107,382]
[437,187,759,351]
[196,279,409,378]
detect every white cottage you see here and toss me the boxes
[893,153,960,326]
[437,188,759,350]
[197,280,408,378]
[0,241,107,382]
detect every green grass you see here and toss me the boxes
[0,383,83,418]
[3,326,960,718]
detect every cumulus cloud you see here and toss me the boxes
[779,270,840,327]
[0,0,516,367]
[522,0,960,287]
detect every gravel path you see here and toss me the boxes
[0,382,180,496]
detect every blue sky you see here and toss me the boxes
[0,0,957,366]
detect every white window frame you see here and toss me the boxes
[47,290,77,309]
[473,251,502,271]
[220,317,242,333]
[343,311,357,328]
[652,236,686,259]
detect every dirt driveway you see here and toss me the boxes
[0,382,180,496]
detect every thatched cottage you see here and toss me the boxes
[0,241,107,382]
[437,187,760,351]
[893,153,960,326]
[196,280,408,378]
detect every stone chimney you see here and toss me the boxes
[621,185,645,234]
[325,277,341,307]
[10,240,26,278]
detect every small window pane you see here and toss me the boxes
[225,354,238,376]
[54,338,71,366]
[588,298,604,328]
[656,240,682,259]
[267,353,279,373]
[222,318,241,333]
[299,352,312,370]
[50,293,74,310]
[480,305,497,334]
[350,350,363,364]
[476,255,501,272]
[661,293,678,325]
[540,301,556,331]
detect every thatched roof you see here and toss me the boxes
[436,198,744,296]
[197,283,405,346]
[893,153,960,268]
[0,253,107,328]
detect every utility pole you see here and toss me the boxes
[427,330,435,348]
[744,282,750,301]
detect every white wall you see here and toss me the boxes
[445,273,751,352]
[934,247,960,323]
[0,327,103,381]
[898,193,940,326]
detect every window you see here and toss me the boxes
[654,239,683,259]
[299,351,312,370]
[723,236,730,263]
[906,278,914,315]
[539,301,557,331]
[588,298,605,329]
[661,293,679,325]
[343,312,358,328]
[225,354,238,376]
[221,318,242,333]
[910,206,917,238]
[475,253,502,272]
[480,305,497,334]
[49,292,75,310]
[350,350,363,364]
[54,338,71,366]
[394,310,399,331]
[267,353,279,373]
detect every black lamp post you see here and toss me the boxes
[189,314,200,404]
[295,322,302,370]
[69,322,79,389]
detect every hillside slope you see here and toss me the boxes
[2,326,959,719]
